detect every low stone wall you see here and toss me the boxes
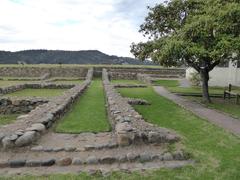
[0,98,48,114]
[0,67,88,78]
[0,68,93,149]
[0,83,74,95]
[137,74,152,85]
[102,69,179,146]
[108,67,185,80]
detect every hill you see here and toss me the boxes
[0,50,154,65]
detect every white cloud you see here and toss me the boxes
[0,0,161,57]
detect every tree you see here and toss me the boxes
[131,0,240,102]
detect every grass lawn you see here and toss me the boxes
[55,79,110,133]
[53,80,84,84]
[11,86,240,179]
[188,96,240,119]
[4,88,66,98]
[152,79,179,87]
[0,114,19,126]
[116,87,240,179]
[111,79,143,84]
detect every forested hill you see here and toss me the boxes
[0,50,153,65]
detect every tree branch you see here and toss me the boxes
[186,58,200,72]
[208,60,220,71]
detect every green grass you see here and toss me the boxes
[55,79,110,133]
[116,87,240,179]
[152,79,179,87]
[0,114,19,126]
[111,79,143,84]
[53,80,84,84]
[188,96,240,119]
[4,88,66,98]
[8,87,240,179]
[168,86,227,95]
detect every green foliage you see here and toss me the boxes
[131,0,240,67]
[131,0,240,102]
[189,72,201,86]
[110,79,143,84]
[55,80,110,133]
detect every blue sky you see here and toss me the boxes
[0,0,162,57]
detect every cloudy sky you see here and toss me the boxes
[0,0,162,57]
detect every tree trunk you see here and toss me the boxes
[200,68,211,103]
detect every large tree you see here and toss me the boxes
[131,0,240,102]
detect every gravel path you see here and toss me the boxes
[153,86,240,136]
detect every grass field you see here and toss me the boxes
[111,79,143,84]
[116,87,240,179]
[13,86,240,179]
[55,79,110,133]
[0,114,19,126]
[4,88,66,98]
[152,79,180,87]
[53,80,84,84]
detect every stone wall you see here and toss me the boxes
[137,74,152,85]
[0,83,74,95]
[0,68,93,149]
[0,67,88,78]
[102,69,180,146]
[108,68,185,80]
[0,98,48,114]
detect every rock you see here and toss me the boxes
[26,160,42,167]
[100,156,116,164]
[9,159,26,168]
[118,155,127,163]
[139,153,151,163]
[53,147,64,152]
[43,147,53,152]
[15,131,37,147]
[31,146,43,152]
[57,157,72,166]
[2,136,14,149]
[163,152,173,161]
[64,146,76,152]
[173,151,185,160]
[117,133,131,146]
[0,161,8,168]
[84,145,95,151]
[0,133,5,141]
[41,159,55,166]
[72,158,83,165]
[148,131,160,143]
[9,134,18,141]
[127,153,139,162]
[86,156,98,164]
[27,123,46,133]
[15,130,24,136]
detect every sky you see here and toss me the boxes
[0,0,162,57]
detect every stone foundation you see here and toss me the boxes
[0,98,48,114]
[0,68,93,149]
[102,69,180,146]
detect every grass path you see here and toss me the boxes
[116,87,240,180]
[55,79,110,133]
